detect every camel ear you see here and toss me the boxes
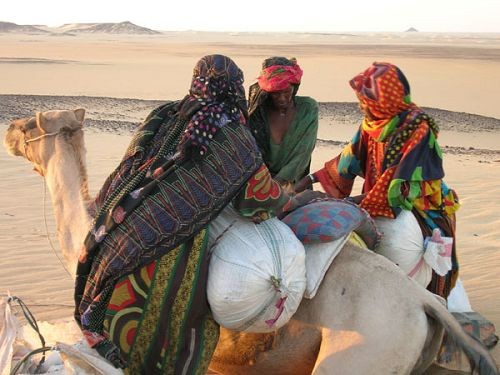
[36,112,48,133]
[74,108,85,125]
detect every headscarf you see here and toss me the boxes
[256,57,303,92]
[349,62,418,141]
[248,56,303,117]
[179,54,247,155]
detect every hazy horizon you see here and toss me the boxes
[1,0,500,33]
[3,20,500,35]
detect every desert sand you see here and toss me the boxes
[1,31,499,373]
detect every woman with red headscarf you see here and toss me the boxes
[296,62,460,299]
[248,56,319,194]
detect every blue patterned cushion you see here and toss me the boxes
[281,199,380,248]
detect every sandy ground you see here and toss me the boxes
[0,32,500,117]
[1,31,500,373]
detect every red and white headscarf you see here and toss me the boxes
[257,61,303,92]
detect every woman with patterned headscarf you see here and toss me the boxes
[74,55,322,373]
[296,62,460,299]
[248,56,319,193]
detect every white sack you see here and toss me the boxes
[374,210,432,288]
[447,278,473,313]
[207,206,306,332]
[423,228,453,276]
[0,296,18,375]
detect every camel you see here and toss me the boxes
[4,109,498,375]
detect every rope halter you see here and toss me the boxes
[22,131,60,164]
[24,131,60,145]
[22,127,81,163]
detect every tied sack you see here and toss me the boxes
[374,210,432,288]
[207,206,306,333]
[423,228,453,277]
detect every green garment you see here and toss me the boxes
[251,96,318,184]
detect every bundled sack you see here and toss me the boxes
[374,210,432,288]
[281,199,381,249]
[207,206,306,333]
[0,296,18,375]
[1,296,123,375]
[423,228,453,277]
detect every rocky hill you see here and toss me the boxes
[57,21,160,35]
[0,21,48,34]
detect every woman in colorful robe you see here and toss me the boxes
[248,56,319,193]
[74,54,321,373]
[296,62,460,299]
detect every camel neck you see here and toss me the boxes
[44,137,91,275]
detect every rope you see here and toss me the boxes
[7,296,48,373]
[9,346,53,375]
[24,131,59,144]
[208,220,236,253]
[23,130,62,163]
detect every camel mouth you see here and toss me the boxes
[3,127,24,157]
[4,145,19,157]
[4,118,37,158]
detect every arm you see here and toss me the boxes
[232,163,325,222]
[296,128,366,197]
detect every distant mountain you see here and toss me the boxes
[57,21,160,35]
[0,21,48,34]
[405,27,419,32]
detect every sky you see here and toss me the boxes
[1,0,500,33]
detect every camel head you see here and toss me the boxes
[4,109,86,176]
[4,108,92,276]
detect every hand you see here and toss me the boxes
[278,189,326,219]
[276,179,295,195]
[295,175,313,193]
[349,194,365,204]
[292,189,327,209]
